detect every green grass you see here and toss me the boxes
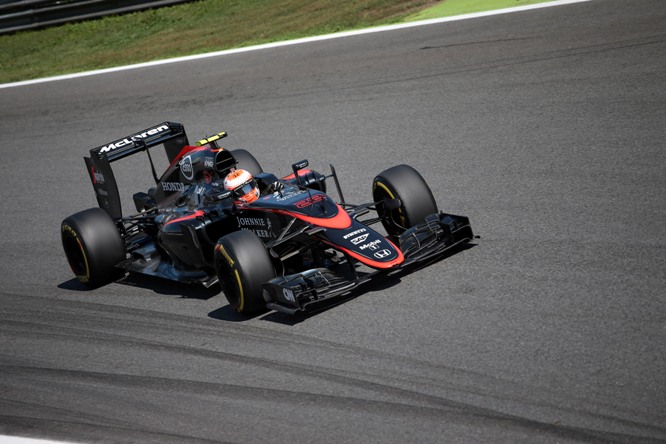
[0,0,553,84]
[407,0,554,20]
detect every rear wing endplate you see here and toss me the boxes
[84,122,189,219]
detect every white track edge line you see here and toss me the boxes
[0,436,80,444]
[0,0,591,89]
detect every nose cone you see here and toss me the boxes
[326,224,404,269]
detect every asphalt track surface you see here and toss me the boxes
[1,0,665,442]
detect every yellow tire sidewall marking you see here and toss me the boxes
[216,243,243,311]
[62,224,90,283]
[234,269,244,311]
[215,244,235,267]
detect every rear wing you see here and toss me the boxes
[84,122,189,219]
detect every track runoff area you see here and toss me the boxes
[1,0,591,443]
[0,0,590,89]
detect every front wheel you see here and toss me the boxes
[215,230,275,314]
[61,208,126,286]
[372,164,438,237]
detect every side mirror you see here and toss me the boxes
[291,159,309,185]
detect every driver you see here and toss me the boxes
[224,168,260,206]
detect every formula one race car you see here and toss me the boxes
[61,122,474,315]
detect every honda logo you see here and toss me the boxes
[374,249,392,259]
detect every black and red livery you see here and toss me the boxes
[61,122,474,315]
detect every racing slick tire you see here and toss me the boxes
[61,208,125,286]
[215,230,275,315]
[231,149,262,176]
[372,164,438,237]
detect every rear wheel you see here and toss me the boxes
[231,149,262,176]
[372,164,438,237]
[215,230,275,314]
[61,208,125,286]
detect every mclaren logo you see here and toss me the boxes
[374,249,392,259]
[99,124,169,153]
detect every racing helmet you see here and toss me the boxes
[224,169,259,205]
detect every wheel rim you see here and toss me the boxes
[373,181,405,236]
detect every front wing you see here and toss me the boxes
[262,212,474,314]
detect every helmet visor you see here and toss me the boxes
[233,179,258,200]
